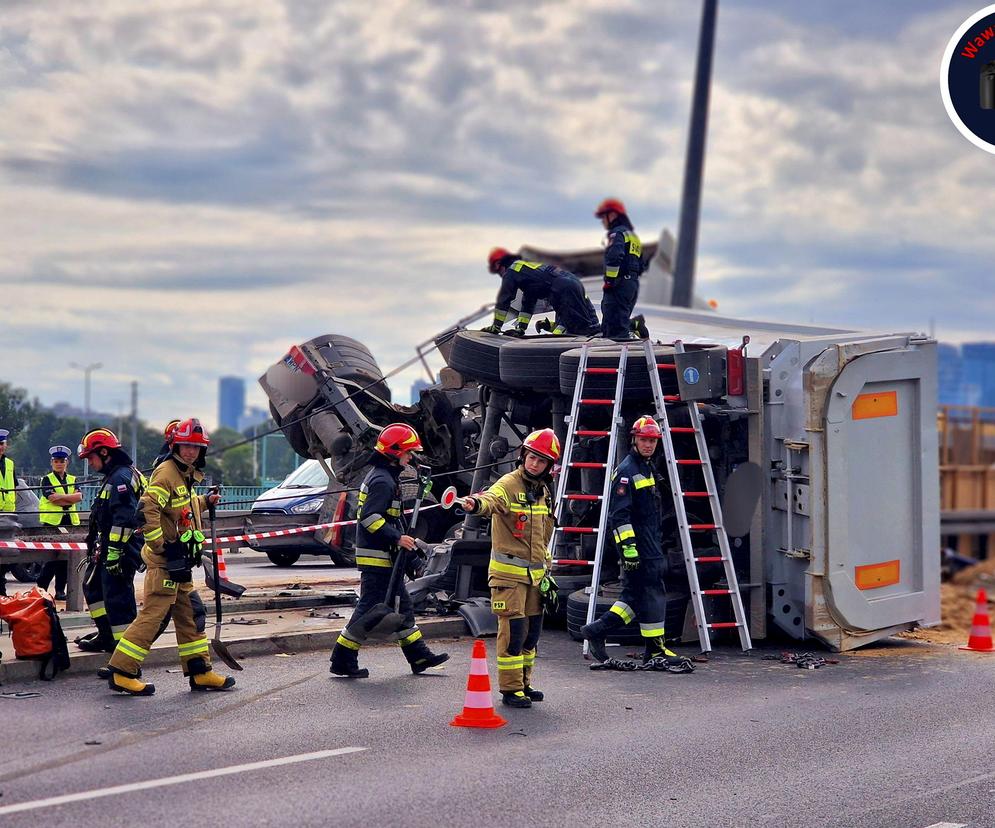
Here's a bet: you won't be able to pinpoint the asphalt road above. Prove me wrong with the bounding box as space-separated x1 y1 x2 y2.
0 633 992 828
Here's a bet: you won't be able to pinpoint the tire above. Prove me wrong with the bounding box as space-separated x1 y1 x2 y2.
301 334 390 402
11 563 43 583
265 551 301 567
447 330 506 386
558 344 680 399
566 585 689 644
499 336 615 393
328 547 356 567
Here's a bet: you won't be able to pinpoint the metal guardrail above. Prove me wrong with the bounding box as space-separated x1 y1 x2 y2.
78 485 267 511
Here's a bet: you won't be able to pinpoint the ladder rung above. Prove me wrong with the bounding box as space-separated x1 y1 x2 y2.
575 430 610 437
579 399 615 405
670 427 696 434
656 363 677 370
707 622 741 629
569 462 607 469
558 526 597 534
585 367 618 374
551 559 594 566
689 523 717 530
664 395 681 402
676 459 703 466
565 494 602 501
683 491 710 497
694 556 725 563
701 589 732 595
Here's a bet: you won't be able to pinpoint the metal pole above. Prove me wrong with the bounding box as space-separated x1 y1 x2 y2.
130 381 139 460
463 390 509 538
671 0 718 308
70 361 102 473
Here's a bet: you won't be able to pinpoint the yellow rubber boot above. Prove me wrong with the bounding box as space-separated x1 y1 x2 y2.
189 671 236 692
108 670 155 696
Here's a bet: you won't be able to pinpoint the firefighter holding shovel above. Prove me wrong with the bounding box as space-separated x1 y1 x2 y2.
329 423 449 678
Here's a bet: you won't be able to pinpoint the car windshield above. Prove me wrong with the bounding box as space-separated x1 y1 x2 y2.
280 461 330 489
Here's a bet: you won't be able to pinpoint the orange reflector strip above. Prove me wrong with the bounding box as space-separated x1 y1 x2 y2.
852 391 898 420
855 559 900 590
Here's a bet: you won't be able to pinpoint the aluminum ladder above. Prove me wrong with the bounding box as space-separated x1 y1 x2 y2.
548 344 629 657
644 338 752 653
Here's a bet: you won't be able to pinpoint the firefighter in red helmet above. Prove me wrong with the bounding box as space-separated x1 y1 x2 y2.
595 197 645 340
461 428 559 708
330 423 450 678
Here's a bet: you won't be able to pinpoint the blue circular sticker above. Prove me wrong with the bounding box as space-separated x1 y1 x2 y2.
683 366 700 385
941 4 995 153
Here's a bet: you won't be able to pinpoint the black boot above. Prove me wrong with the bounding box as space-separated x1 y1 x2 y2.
523 686 544 702
501 690 532 708
76 631 114 653
580 614 623 663
402 639 450 674
642 636 678 664
329 643 369 678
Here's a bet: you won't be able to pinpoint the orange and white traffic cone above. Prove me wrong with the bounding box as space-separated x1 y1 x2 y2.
450 639 507 729
960 588 995 652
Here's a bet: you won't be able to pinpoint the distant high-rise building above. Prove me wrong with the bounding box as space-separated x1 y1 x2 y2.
218 377 246 430
937 343 963 406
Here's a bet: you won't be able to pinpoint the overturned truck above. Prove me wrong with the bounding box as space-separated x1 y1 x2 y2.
260 298 939 652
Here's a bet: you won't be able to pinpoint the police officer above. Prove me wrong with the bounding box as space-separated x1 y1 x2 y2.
36 445 82 599
461 428 559 708
105 418 233 696
483 249 600 337
581 416 688 668
330 423 450 678
595 198 643 340
75 429 143 653
0 429 15 595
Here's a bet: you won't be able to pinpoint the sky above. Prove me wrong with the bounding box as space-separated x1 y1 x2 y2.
1 0 992 428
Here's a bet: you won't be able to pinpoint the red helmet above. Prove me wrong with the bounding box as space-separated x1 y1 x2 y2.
78 428 121 459
172 418 210 447
488 247 512 274
521 428 560 463
375 423 423 458
594 197 627 218
630 416 662 439
163 419 181 440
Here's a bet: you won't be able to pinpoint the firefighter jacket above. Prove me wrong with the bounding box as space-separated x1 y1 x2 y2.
473 467 554 586
354 455 406 572
139 456 207 569
493 260 577 329
603 217 643 285
91 459 146 562
608 449 664 560
0 456 15 512
39 471 80 526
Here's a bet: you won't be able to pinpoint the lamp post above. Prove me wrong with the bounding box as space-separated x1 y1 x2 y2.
70 361 102 472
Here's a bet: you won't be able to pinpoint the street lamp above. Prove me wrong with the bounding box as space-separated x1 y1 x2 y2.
70 361 102 472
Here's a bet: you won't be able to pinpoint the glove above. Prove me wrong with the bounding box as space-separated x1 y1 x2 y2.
535 319 553 334
105 547 124 577
180 528 206 568
621 544 640 572
538 573 559 614
481 323 501 334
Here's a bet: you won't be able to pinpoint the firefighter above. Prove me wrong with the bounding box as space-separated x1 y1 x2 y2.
330 423 450 679
581 416 690 669
595 198 644 340
36 445 82 599
461 428 559 708
483 249 600 337
105 417 233 696
0 429 15 595
74 429 143 653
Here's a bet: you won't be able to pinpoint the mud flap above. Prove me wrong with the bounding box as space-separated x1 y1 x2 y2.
458 597 498 637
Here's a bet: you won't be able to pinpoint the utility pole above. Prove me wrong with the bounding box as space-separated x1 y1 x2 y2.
671 0 718 308
130 382 139 460
70 361 102 473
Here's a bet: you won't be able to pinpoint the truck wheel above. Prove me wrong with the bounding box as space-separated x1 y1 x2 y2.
328 547 356 567
558 344 680 398
566 586 690 644
265 551 301 567
448 330 507 387
300 334 390 401
499 337 615 393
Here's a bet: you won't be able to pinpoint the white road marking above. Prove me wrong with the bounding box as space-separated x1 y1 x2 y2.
923 822 968 827
0 746 366 816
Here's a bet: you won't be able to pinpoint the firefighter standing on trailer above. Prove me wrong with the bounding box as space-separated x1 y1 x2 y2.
105 418 233 696
36 445 82 599
581 416 691 669
461 428 559 708
330 423 450 678
75 429 144 653
595 198 643 340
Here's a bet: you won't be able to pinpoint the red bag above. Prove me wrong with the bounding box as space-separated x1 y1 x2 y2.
0 586 71 679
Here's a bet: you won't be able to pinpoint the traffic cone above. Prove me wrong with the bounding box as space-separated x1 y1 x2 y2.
960 588 995 652
450 639 507 729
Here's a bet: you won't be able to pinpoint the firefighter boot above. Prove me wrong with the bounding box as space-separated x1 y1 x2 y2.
523 686 544 702
501 690 532 709
108 667 155 696
580 613 624 663
329 643 369 679
185 657 236 692
76 631 113 654
402 639 450 674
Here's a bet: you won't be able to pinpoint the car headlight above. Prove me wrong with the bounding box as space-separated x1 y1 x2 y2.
291 498 324 514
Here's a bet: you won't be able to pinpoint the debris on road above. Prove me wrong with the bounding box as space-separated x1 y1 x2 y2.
762 652 838 669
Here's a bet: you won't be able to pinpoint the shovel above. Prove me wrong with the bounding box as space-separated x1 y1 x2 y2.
207 500 243 671
352 465 433 638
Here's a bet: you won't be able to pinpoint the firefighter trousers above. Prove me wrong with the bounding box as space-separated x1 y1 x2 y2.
602 557 668 643
108 566 208 676
601 277 639 340
337 568 424 652
551 277 601 336
491 580 543 693
82 559 138 651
